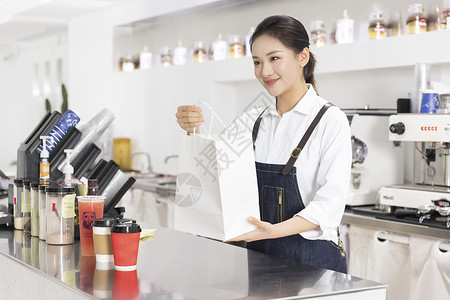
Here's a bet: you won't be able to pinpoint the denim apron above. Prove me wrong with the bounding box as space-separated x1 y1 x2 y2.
247 103 347 273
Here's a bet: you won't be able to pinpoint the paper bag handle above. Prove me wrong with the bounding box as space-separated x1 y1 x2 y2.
195 102 229 139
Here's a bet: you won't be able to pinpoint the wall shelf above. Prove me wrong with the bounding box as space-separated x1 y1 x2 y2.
116 30 450 83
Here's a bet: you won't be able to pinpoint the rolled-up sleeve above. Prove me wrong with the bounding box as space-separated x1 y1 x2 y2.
297 109 352 238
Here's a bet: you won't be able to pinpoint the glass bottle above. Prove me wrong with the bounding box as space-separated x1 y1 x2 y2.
427 6 442 31
39 184 47 240
173 41 188 66
245 27 255 57
121 54 135 72
310 20 327 47
23 179 32 233
406 3 427 34
160 47 173 67
14 179 24 230
228 35 244 58
31 181 40 237
194 41 207 63
211 34 228 61
442 0 450 30
139 46 152 70
368 11 387 40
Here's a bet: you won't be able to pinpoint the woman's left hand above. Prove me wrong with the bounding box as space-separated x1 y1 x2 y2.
226 217 274 242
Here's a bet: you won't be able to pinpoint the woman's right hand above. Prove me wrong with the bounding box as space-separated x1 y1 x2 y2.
175 105 204 134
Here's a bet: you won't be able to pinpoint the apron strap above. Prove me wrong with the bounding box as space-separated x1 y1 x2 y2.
252 106 269 149
282 102 334 175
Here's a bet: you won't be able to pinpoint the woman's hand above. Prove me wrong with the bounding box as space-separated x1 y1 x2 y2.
176 105 204 134
226 217 275 242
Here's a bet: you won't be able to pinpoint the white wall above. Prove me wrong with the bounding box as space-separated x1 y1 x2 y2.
1 0 449 177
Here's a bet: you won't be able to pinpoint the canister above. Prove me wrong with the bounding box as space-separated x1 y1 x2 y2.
30 181 39 237
46 186 76 245
13 179 24 230
92 218 117 263
23 179 32 233
39 185 47 240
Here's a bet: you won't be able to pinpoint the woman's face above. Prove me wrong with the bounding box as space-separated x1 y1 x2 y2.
252 34 307 99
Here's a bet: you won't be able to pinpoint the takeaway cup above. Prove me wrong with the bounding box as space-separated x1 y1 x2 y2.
77 196 105 256
92 217 117 263
110 220 141 271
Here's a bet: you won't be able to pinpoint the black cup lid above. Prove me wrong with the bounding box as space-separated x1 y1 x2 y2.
14 179 23 186
45 186 75 193
92 218 117 227
111 223 141 234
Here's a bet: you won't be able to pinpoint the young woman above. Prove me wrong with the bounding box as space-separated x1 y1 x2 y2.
175 15 351 273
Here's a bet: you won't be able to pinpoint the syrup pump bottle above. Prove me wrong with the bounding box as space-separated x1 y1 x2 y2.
39 136 53 186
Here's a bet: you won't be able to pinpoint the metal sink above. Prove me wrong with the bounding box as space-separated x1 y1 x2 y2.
132 174 176 197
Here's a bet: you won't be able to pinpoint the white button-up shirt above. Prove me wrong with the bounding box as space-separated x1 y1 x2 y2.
234 85 351 243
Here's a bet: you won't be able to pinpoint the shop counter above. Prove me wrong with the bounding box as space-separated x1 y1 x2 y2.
0 224 386 300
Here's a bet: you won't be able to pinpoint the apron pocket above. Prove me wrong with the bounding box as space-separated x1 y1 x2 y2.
261 185 284 223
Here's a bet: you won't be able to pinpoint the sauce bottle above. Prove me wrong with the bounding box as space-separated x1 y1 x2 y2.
406 3 427 34
310 20 327 47
229 35 244 58
368 11 387 39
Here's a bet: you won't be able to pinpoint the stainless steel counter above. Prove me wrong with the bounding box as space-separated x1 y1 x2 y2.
0 224 387 300
343 208 450 240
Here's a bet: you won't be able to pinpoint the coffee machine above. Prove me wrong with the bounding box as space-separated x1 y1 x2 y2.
379 114 450 209
344 110 404 206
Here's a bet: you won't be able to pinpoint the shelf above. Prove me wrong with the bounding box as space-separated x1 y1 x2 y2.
116 30 450 83
313 30 450 74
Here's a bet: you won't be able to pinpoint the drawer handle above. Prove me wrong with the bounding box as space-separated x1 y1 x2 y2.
376 231 410 245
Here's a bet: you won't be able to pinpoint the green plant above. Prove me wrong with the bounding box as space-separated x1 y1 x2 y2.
44 83 68 113
45 99 51 112
61 83 68 113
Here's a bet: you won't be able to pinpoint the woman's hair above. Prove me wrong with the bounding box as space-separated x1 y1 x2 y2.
250 15 317 91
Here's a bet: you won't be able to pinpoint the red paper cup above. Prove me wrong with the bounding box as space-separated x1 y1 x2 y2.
111 221 141 271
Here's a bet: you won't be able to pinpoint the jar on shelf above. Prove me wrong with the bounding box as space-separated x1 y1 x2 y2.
139 46 152 70
46 186 76 245
441 0 450 30
13 179 24 230
194 41 207 63
23 179 32 233
368 11 387 40
427 6 442 31
173 41 188 66
406 3 427 34
31 181 39 237
211 34 228 61
229 35 244 58
160 47 173 67
122 54 136 72
310 20 327 47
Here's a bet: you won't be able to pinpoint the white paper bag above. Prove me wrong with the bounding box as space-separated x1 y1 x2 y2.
174 105 260 241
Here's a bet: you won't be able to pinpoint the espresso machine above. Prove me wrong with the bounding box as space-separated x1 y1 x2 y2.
379 114 450 209
344 110 404 206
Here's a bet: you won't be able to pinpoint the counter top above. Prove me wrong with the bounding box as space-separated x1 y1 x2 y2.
343 207 450 240
0 224 387 300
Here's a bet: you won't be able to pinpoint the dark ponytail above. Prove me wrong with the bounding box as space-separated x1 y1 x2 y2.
250 15 317 91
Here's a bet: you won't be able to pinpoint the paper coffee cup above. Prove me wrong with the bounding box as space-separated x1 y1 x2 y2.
111 221 141 271
92 218 116 263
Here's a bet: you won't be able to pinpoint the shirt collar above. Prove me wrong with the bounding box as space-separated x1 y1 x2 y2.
267 84 317 116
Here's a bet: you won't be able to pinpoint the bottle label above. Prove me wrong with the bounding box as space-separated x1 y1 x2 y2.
62 194 76 219
40 163 50 179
